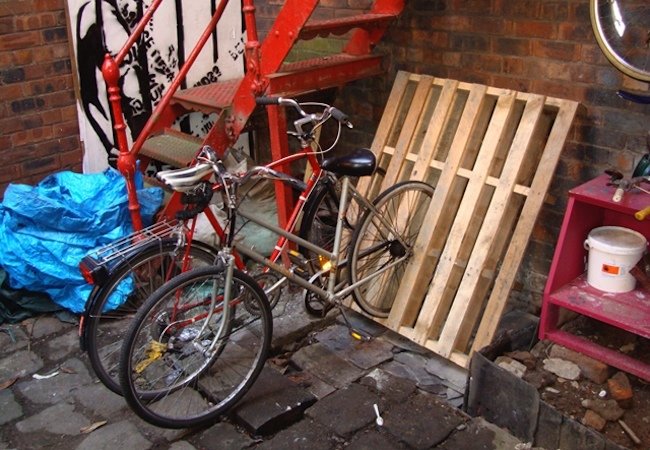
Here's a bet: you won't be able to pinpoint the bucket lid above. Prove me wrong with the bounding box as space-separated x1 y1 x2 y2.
587 226 647 254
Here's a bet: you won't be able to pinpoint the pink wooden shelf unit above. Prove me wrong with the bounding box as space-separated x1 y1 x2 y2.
539 174 650 381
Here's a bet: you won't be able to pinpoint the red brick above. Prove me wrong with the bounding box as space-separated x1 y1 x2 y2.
21 155 60 177
52 120 79 138
11 126 54 147
0 84 24 101
0 30 41 51
513 20 557 39
0 165 21 184
549 344 610 383
532 40 578 61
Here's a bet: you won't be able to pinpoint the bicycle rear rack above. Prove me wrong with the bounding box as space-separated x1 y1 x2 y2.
79 220 182 285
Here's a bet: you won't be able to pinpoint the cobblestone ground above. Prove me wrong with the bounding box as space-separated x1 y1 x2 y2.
0 290 531 449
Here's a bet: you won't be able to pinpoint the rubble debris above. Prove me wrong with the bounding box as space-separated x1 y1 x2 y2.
581 398 624 421
542 358 580 380
607 372 633 409
582 409 607 431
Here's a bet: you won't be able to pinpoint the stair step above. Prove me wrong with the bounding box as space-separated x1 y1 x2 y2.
300 13 397 40
141 129 203 168
171 78 241 115
269 53 384 96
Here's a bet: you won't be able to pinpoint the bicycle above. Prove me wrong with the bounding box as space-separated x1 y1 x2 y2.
78 97 374 395
590 0 650 83
117 96 435 428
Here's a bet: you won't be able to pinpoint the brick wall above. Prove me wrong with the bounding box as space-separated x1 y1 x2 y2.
257 0 649 312
0 0 81 195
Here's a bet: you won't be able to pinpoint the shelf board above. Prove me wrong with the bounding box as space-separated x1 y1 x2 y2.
548 274 650 339
545 329 650 381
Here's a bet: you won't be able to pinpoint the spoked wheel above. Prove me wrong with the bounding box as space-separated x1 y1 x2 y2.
590 0 650 82
348 181 434 318
84 240 217 395
119 266 272 429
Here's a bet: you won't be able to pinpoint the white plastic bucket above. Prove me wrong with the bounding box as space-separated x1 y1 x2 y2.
584 226 647 293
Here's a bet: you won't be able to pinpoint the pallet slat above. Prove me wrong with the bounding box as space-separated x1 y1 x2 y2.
366 71 578 367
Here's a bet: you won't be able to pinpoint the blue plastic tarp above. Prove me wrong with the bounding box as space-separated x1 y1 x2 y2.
0 168 163 313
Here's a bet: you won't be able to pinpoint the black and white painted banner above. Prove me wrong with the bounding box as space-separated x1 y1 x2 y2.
66 0 245 172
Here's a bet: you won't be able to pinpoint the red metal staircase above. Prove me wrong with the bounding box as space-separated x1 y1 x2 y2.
102 0 404 230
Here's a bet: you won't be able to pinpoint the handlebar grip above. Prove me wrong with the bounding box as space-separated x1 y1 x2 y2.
330 107 351 127
613 186 625 202
635 206 650 221
255 96 280 105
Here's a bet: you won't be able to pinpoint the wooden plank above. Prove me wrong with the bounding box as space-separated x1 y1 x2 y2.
434 94 546 358
357 70 411 199
471 99 579 354
410 91 518 345
379 75 435 191
386 83 489 330
410 79 459 182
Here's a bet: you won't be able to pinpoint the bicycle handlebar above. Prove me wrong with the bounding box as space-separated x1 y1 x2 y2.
256 95 353 128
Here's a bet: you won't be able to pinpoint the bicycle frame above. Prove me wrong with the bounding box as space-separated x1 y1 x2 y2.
224 176 412 306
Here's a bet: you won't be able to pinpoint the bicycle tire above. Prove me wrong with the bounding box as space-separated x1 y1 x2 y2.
590 0 650 82
119 265 272 429
348 180 434 318
85 240 218 395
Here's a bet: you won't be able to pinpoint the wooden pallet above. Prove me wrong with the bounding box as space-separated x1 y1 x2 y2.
358 71 579 368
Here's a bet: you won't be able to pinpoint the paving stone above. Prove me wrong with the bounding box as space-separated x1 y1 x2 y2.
16 402 90 435
0 325 28 355
73 382 127 416
436 418 527 450
345 428 407 449
169 442 198 450
286 370 336 400
383 391 465 450
305 383 379 437
379 331 429 355
423 353 468 392
315 325 394 370
0 389 23 425
381 356 444 390
335 310 389 338
534 401 562 449
359 368 417 404
192 422 253 450
46 329 80 361
23 317 68 339
232 367 317 435
291 343 365 389
255 418 336 450
16 358 92 405
559 416 606 450
75 420 152 450
0 350 43 381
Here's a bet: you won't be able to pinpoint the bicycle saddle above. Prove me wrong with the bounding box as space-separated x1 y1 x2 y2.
322 148 376 177
157 163 213 192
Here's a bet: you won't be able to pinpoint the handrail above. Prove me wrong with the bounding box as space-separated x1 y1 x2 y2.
101 0 236 231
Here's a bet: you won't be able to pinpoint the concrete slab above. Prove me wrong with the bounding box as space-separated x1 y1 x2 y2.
75 420 152 450
305 383 379 437
0 350 43 381
73 382 127 416
169 442 198 450
0 389 23 425
232 367 316 435
383 391 465 450
192 422 254 450
16 358 92 405
16 402 90 435
254 418 337 450
46 329 80 362
22 317 69 339
291 342 365 389
359 368 417 404
0 324 28 356
346 428 408 449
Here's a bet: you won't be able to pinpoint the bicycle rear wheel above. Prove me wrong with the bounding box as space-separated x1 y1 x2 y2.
348 181 434 318
119 265 272 429
590 0 650 82
84 240 217 395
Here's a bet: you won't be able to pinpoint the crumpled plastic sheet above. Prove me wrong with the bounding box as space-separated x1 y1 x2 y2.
0 168 163 313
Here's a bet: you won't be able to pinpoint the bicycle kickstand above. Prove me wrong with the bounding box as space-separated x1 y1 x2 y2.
337 306 373 342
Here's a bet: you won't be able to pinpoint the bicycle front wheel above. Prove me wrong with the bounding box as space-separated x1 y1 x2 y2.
119 265 272 429
84 240 217 395
348 181 434 318
590 0 650 82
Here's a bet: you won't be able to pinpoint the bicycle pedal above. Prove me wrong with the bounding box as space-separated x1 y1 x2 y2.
349 328 372 342
288 250 309 270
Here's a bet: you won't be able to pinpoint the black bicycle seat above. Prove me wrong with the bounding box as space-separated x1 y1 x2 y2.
321 148 376 177
618 89 650 104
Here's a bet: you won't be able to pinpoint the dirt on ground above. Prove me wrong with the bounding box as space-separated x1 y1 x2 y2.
503 317 650 449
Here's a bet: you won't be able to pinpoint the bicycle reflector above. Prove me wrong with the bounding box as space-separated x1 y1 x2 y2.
78 256 109 286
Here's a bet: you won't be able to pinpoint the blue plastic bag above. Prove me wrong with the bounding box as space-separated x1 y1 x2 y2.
0 168 163 313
